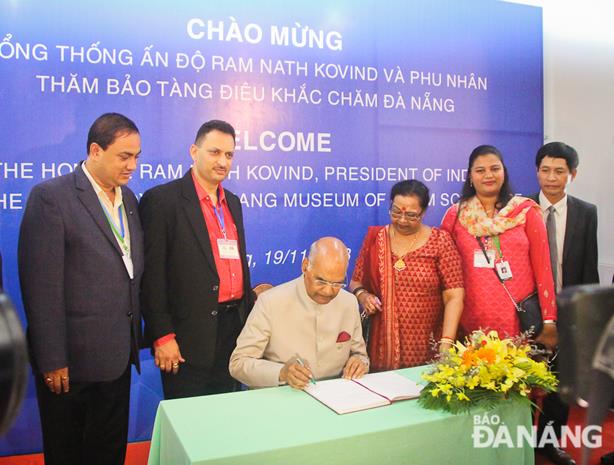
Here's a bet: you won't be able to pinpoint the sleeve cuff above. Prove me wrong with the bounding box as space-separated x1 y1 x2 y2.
154 333 176 347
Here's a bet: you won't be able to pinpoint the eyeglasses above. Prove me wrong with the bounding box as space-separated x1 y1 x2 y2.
389 206 422 221
314 278 346 289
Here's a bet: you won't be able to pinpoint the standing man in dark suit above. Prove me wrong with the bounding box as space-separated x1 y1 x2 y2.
140 119 253 399
18 113 143 465
531 141 599 465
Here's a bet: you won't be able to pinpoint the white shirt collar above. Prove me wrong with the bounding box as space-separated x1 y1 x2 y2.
82 161 123 208
539 190 567 213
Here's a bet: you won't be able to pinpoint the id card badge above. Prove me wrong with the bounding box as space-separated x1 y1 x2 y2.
474 249 495 268
217 238 240 259
495 260 513 281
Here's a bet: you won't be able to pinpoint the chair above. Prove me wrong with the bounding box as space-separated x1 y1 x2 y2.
252 283 274 301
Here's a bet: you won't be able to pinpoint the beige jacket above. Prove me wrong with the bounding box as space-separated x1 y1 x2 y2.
229 276 369 387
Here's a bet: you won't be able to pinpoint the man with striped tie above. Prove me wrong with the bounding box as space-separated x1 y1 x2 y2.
531 141 600 465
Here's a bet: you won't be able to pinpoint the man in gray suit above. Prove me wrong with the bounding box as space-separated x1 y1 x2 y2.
531 141 599 465
18 113 143 465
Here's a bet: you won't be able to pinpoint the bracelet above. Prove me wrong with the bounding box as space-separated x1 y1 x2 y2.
439 337 454 345
543 319 556 324
354 289 368 299
352 286 365 296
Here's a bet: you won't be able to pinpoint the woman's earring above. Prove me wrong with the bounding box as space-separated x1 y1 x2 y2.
469 179 473 187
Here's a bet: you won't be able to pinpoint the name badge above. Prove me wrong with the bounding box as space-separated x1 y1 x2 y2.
217 238 240 260
474 249 495 268
495 260 513 281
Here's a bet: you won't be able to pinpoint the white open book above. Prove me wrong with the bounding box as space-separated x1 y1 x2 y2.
304 371 423 415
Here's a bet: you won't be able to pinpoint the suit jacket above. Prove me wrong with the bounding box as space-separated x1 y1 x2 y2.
229 277 369 388
530 193 599 287
139 170 253 369
18 164 143 382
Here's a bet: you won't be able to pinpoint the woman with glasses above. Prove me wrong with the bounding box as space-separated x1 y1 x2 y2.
350 180 464 371
440 145 557 349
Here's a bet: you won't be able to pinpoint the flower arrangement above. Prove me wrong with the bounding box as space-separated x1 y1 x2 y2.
418 330 558 414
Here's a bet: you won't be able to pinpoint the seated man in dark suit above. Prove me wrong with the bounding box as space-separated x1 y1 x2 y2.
531 141 600 465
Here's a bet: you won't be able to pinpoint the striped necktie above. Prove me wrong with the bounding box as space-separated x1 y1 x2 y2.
546 205 558 289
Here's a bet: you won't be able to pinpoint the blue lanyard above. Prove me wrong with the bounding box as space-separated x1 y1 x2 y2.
99 201 129 254
100 202 125 238
212 191 226 237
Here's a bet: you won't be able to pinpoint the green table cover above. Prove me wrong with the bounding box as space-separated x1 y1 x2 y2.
147 366 534 465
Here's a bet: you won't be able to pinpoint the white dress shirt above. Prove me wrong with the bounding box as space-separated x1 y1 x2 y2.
82 162 133 278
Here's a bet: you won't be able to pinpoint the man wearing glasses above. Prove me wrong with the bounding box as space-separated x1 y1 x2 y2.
230 237 369 389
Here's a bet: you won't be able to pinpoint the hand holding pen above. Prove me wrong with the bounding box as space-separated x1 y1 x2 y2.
279 355 316 389
296 356 316 385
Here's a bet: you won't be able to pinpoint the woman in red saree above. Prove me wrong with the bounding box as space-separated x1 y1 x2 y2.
350 180 464 371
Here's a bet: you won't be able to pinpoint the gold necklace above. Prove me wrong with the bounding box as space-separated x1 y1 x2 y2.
393 258 408 272
391 227 419 272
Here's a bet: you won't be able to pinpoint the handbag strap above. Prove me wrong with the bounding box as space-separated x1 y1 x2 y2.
499 278 523 313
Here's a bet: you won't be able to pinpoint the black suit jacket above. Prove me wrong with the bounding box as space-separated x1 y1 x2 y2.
530 193 599 287
139 170 253 369
18 164 144 382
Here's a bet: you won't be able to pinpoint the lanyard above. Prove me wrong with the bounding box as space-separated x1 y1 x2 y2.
476 236 506 284
212 202 226 238
476 237 490 264
492 236 503 259
100 201 129 254
476 235 504 263
211 186 227 237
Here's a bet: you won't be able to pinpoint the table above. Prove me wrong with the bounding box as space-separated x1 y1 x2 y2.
147 366 534 465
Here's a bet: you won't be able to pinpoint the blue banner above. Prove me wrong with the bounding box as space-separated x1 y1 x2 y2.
0 0 542 455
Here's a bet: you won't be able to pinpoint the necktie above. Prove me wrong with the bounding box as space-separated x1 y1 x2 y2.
546 206 558 289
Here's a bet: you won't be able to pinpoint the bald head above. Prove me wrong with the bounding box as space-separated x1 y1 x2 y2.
307 237 349 270
302 237 349 305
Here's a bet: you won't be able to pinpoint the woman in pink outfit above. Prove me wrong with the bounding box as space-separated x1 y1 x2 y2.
440 145 558 350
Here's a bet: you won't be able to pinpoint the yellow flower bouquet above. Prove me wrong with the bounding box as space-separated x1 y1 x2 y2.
418 330 558 414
